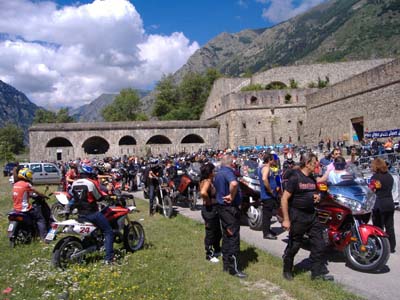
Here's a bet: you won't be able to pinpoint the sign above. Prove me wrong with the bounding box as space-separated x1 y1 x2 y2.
365 129 400 139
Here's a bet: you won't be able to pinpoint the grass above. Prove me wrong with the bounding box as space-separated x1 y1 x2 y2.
0 174 361 300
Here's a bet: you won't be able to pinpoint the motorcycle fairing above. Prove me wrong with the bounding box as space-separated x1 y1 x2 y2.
357 224 388 245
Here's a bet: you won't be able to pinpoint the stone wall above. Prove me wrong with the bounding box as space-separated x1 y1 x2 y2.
251 59 393 88
305 58 400 144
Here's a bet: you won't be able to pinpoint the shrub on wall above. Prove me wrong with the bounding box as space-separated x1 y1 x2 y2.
240 83 264 91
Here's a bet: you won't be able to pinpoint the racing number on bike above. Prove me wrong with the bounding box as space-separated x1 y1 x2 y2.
79 227 91 234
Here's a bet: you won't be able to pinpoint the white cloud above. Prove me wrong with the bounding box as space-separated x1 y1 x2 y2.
237 0 248 8
261 0 326 23
0 0 199 108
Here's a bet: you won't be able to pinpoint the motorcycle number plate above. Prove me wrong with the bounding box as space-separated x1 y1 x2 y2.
7 223 13 232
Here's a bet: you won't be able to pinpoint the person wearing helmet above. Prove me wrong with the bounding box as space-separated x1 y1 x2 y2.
12 168 48 240
71 164 114 264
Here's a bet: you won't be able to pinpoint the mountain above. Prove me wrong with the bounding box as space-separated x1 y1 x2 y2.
173 0 400 78
71 90 150 122
71 93 117 122
0 80 39 134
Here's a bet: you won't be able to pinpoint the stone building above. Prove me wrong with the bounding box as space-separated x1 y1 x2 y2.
29 121 219 162
29 58 400 161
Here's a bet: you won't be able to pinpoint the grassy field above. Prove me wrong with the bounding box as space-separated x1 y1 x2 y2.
0 173 361 300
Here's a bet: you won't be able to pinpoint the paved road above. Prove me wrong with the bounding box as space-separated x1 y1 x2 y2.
134 191 399 300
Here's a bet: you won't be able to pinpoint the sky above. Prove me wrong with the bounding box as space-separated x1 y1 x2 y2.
0 0 327 109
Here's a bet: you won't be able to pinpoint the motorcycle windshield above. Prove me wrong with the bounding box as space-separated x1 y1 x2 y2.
241 160 259 179
328 165 376 214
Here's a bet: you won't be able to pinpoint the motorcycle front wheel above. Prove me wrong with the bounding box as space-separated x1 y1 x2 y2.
344 235 390 272
162 195 173 218
188 187 198 211
247 206 263 231
51 202 68 222
124 221 145 252
52 237 84 269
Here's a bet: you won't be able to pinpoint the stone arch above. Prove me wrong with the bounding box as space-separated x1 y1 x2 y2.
181 134 205 144
146 135 172 144
119 135 137 145
265 81 287 90
46 137 73 147
82 136 110 154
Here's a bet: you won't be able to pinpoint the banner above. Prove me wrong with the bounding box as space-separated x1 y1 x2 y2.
365 129 400 139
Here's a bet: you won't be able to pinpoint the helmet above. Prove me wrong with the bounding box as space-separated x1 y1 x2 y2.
18 168 33 181
287 153 293 160
80 164 94 175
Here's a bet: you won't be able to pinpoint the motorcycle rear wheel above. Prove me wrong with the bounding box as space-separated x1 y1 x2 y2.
162 196 173 218
344 235 390 272
52 238 84 269
124 221 145 252
51 202 68 222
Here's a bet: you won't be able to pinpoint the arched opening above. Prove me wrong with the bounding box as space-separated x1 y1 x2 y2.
265 81 287 90
82 136 110 154
46 137 73 147
181 134 205 144
119 136 137 145
146 135 172 144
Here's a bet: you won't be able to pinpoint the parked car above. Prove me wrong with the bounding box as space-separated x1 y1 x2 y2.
3 162 17 177
14 162 62 185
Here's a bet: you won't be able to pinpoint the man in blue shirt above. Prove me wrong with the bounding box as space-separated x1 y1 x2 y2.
214 154 247 278
258 153 279 240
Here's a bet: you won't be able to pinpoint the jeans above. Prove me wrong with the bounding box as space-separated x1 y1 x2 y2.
28 205 47 239
82 211 114 261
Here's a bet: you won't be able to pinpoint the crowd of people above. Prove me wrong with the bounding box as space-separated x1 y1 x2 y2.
9 139 398 279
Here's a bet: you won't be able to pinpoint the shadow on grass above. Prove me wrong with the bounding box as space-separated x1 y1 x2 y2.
238 246 259 270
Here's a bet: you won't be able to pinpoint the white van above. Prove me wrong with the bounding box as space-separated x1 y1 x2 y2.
19 162 62 185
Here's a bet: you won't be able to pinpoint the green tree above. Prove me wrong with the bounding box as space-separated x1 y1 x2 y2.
33 108 75 123
102 88 148 121
152 69 220 120
153 74 179 117
0 124 25 155
33 109 57 124
56 108 75 123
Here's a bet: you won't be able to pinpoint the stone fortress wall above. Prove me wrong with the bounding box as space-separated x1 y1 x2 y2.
201 58 395 149
305 58 400 144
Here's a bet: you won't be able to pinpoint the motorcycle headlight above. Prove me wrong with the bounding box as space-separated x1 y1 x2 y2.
334 194 375 215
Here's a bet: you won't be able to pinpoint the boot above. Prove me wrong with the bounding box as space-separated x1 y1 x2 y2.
224 255 247 278
283 254 294 281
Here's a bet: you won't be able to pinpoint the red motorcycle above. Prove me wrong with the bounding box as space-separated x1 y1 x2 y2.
291 167 391 272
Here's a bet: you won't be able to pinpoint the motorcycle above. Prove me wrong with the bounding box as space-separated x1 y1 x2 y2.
153 177 174 218
7 192 52 247
46 194 145 269
238 159 263 230
169 162 201 210
314 166 390 272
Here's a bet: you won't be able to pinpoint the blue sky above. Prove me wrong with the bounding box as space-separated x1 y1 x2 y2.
0 0 327 108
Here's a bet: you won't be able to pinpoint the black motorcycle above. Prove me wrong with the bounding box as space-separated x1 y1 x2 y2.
7 193 52 247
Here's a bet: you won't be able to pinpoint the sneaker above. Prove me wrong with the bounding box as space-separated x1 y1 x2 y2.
209 256 219 263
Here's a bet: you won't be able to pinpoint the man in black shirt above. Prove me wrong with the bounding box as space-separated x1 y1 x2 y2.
281 152 333 281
